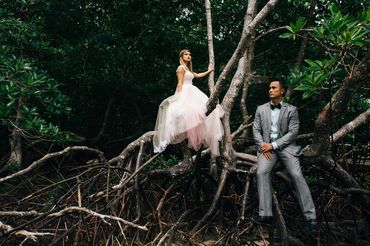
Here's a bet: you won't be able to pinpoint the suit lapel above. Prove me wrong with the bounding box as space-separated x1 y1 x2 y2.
265 103 271 134
277 102 287 135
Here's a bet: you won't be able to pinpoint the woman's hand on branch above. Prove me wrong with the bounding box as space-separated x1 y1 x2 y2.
208 65 214 73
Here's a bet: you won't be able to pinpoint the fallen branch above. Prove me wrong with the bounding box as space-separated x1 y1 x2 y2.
0 220 53 241
0 146 105 184
330 186 370 196
0 207 148 231
234 151 257 163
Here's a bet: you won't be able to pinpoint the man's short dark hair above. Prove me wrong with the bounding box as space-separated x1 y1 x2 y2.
269 78 287 95
269 78 287 89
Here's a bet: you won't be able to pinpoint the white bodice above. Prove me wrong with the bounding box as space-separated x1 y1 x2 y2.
178 65 194 85
183 70 194 85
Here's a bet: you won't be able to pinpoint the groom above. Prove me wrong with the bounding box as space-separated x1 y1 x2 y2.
252 79 318 232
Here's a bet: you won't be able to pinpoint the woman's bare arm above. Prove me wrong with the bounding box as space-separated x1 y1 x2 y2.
193 65 213 79
176 66 185 92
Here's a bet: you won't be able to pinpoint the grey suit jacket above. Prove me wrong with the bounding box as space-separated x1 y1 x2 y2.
253 102 302 156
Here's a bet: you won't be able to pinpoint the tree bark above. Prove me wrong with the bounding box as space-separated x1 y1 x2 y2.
205 0 215 93
3 97 24 173
333 108 370 142
240 4 256 125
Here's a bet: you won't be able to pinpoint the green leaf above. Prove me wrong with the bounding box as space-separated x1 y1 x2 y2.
279 33 293 39
285 25 294 33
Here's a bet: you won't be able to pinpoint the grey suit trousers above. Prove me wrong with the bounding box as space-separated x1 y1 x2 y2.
257 149 316 220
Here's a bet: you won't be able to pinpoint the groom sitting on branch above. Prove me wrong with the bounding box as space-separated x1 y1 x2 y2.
252 78 318 233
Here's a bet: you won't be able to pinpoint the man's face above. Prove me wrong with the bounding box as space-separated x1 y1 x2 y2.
269 81 285 99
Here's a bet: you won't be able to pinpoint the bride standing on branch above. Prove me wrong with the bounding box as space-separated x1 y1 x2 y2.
153 49 224 156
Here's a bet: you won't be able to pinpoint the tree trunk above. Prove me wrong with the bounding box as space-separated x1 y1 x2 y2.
205 0 215 93
3 97 24 172
206 0 280 115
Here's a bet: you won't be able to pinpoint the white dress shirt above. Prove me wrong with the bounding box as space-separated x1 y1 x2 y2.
270 102 281 150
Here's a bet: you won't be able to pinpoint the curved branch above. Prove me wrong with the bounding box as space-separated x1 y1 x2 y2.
0 146 105 184
255 26 286 42
108 131 154 166
0 220 53 241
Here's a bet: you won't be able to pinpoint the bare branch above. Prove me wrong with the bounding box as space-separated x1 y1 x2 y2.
0 207 147 231
108 131 154 166
0 220 53 241
333 108 370 142
231 121 253 139
331 187 370 196
0 146 105 184
234 151 257 163
207 0 280 114
255 26 286 42
205 0 215 92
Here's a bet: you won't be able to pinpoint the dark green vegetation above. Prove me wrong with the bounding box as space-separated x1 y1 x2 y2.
0 0 369 245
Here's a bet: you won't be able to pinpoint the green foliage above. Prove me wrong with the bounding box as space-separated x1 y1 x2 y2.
286 5 368 100
313 5 370 48
0 49 72 141
279 17 306 40
289 57 341 99
305 175 319 185
0 3 75 142
149 154 181 169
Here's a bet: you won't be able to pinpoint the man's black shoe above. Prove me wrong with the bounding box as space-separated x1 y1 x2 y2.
251 215 273 225
307 219 319 233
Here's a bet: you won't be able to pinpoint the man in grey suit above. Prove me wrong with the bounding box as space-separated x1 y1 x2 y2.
252 79 318 232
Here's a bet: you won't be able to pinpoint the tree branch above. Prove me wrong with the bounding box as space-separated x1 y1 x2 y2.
0 146 105 184
0 207 147 231
205 0 215 92
206 0 280 114
0 220 53 242
333 108 370 142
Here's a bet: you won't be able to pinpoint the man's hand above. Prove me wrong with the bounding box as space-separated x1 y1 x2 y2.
260 143 273 153
260 143 273 160
262 151 273 160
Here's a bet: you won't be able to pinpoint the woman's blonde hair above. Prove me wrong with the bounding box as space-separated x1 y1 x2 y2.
179 49 193 72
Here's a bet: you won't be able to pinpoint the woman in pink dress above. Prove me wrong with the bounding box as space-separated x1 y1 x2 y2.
153 49 224 156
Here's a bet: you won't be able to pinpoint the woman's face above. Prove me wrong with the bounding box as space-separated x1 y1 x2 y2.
182 51 192 62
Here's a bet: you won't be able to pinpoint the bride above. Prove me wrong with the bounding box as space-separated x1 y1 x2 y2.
153 49 224 156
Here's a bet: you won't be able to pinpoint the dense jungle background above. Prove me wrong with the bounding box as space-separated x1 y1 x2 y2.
0 0 369 245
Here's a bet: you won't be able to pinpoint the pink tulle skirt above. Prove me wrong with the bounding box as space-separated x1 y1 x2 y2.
153 84 224 156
